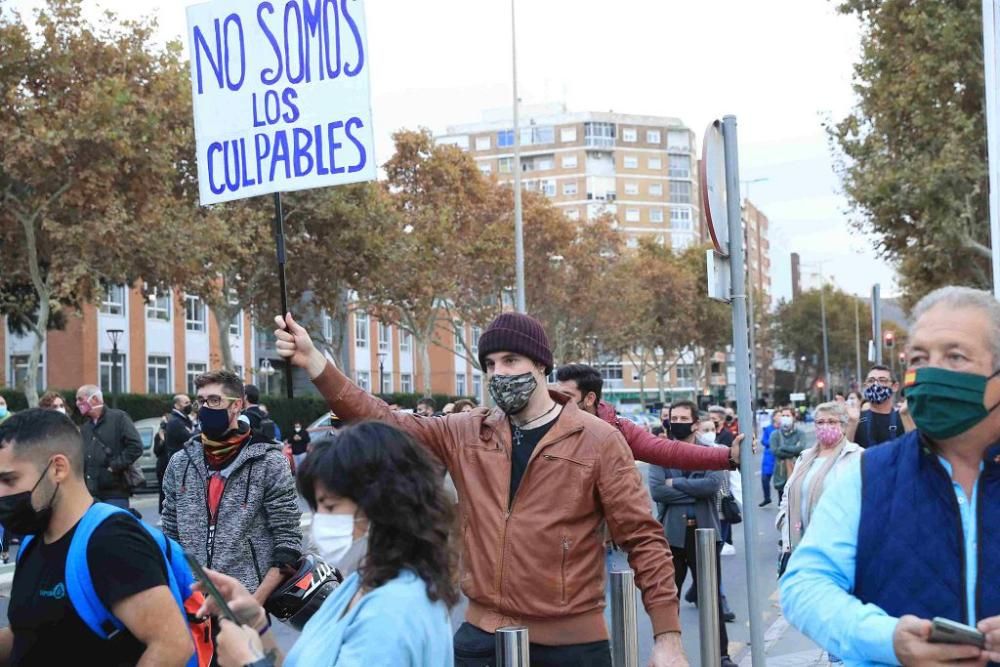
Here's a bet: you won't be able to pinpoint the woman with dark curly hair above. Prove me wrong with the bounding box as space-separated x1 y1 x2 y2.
204 421 460 667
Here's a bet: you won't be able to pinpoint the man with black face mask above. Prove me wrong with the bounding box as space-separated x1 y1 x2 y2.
161 370 301 605
156 394 193 514
276 311 691 667
781 286 1000 665
845 364 913 448
0 409 194 665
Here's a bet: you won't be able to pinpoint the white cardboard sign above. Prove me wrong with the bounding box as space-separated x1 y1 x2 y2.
186 0 376 205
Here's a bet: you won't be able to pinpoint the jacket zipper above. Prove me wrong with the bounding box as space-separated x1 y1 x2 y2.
248 540 264 585
560 537 571 604
931 457 968 620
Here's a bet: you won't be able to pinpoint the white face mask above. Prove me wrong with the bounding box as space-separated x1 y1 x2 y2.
696 432 716 446
55 407 67 415
311 513 357 565
780 416 794 428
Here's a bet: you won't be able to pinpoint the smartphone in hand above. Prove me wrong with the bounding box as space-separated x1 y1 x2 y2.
929 617 985 649
184 552 239 623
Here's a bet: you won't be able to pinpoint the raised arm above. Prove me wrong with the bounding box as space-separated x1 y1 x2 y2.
619 417 738 471
274 313 457 467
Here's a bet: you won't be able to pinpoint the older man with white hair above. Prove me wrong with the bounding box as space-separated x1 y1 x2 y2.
76 384 143 509
780 286 1000 665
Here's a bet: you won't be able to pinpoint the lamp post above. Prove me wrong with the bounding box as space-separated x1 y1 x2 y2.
510 0 526 313
377 352 386 396
107 329 123 408
258 359 275 396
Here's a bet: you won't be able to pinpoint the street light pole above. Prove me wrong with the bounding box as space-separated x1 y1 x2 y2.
378 353 386 396
819 281 831 401
854 298 863 391
510 0 526 313
107 329 123 409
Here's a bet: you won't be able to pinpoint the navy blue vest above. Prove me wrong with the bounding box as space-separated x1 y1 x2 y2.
857 430 1000 626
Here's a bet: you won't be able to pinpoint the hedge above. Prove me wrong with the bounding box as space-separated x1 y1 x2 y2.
0 388 477 436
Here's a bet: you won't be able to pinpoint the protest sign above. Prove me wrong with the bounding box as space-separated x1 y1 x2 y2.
186 0 376 205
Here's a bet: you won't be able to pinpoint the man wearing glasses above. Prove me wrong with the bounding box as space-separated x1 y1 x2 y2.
161 370 301 604
845 365 913 448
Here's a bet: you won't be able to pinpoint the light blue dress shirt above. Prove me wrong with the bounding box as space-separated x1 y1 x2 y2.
285 570 454 667
780 455 983 667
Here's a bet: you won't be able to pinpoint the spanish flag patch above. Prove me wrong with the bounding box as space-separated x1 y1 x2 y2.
904 368 917 387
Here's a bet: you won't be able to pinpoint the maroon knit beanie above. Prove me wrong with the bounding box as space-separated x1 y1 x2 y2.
477 313 554 375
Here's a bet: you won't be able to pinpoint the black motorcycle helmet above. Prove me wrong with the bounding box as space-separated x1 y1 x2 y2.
264 555 342 631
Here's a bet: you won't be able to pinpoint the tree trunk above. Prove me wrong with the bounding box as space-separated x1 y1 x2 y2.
20 212 50 408
210 302 236 371
417 336 433 398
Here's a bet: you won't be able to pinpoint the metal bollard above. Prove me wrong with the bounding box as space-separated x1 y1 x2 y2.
609 569 639 667
495 626 530 667
695 528 722 667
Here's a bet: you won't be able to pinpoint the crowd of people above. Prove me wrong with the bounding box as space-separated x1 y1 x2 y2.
0 285 997 665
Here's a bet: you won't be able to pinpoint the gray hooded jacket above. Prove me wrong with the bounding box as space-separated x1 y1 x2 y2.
161 435 302 592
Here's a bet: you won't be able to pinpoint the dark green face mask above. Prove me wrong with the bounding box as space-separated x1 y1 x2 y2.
904 366 1000 440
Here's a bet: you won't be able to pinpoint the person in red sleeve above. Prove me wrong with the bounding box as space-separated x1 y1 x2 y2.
555 364 742 472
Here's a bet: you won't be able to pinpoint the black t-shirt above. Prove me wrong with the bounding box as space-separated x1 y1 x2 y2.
854 409 901 448
509 416 559 505
715 429 735 446
8 513 169 666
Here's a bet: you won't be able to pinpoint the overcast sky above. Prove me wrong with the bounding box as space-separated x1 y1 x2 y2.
15 0 901 302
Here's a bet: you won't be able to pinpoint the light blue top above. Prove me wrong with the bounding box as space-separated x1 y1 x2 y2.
285 570 454 667
780 455 983 667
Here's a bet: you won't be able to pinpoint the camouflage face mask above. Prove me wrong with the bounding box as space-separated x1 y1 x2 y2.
489 372 538 415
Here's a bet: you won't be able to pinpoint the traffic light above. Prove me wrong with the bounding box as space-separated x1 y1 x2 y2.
884 331 895 348
816 379 826 390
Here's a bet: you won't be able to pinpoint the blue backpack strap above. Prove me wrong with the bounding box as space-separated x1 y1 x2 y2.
16 534 35 563
66 502 131 638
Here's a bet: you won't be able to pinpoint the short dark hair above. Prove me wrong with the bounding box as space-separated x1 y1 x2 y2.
452 399 477 412
195 370 244 399
417 398 436 411
297 422 459 608
555 364 604 402
867 364 895 382
0 408 84 474
244 384 260 404
668 400 699 421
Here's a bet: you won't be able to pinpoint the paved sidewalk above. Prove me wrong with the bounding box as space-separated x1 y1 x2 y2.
734 605 833 667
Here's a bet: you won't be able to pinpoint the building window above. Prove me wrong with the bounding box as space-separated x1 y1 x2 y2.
672 232 695 250
649 182 664 196
101 285 126 316
378 322 391 352
456 373 467 396
146 289 171 321
322 313 335 341
357 371 370 391
622 128 637 143
229 311 242 338
186 363 207 395
401 373 413 393
676 364 695 385
599 363 623 381
522 126 554 145
586 176 617 201
563 182 578 196
478 163 492 175
670 181 692 204
624 182 639 196
647 129 662 144
541 180 556 197
99 352 127 393
498 157 513 173
623 155 638 169
355 311 369 348
475 136 491 151
565 208 580 221
626 208 641 222
529 157 554 171
650 208 664 223
670 207 693 230
584 122 614 148
147 355 171 394
400 330 412 353
185 295 206 332
669 154 691 178
473 374 482 400
560 127 577 142
561 154 578 169
8 354 44 392
648 157 663 170
497 129 514 147
667 130 691 151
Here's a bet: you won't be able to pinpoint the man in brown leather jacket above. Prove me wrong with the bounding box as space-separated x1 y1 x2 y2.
275 311 688 666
